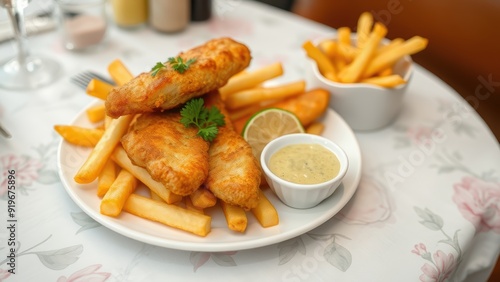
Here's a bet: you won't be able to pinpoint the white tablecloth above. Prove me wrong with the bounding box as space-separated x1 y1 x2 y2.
1 1 499 281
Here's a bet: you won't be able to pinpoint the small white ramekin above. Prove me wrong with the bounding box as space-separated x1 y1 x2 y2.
260 133 349 209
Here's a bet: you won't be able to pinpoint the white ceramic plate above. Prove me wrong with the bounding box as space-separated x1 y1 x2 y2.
57 101 362 252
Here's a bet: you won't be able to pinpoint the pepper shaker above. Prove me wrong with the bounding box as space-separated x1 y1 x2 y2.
191 0 212 21
149 0 190 33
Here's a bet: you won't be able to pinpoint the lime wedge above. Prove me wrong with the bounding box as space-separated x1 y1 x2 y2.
242 108 305 164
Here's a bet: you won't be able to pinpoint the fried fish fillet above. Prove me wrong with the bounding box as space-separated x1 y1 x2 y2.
203 93 261 210
105 37 251 118
121 112 209 196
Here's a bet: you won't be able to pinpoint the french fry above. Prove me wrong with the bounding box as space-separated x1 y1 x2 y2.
375 37 404 56
97 159 117 197
305 122 325 135
104 115 113 129
220 201 247 233
151 190 187 206
338 22 387 83
86 103 106 123
323 71 338 82
251 190 279 227
233 69 248 77
225 80 306 109
74 114 135 184
336 42 358 64
184 197 204 214
334 58 347 72
111 146 183 204
363 36 428 78
318 39 337 60
189 188 217 209
86 78 114 100
219 62 284 100
107 59 134 86
377 67 393 77
319 40 347 71
356 12 373 48
337 27 351 46
54 125 103 147
303 41 338 81
123 194 211 237
361 74 406 88
228 99 278 121
228 104 263 121
233 88 330 134
100 169 137 217
271 88 329 127
150 190 164 202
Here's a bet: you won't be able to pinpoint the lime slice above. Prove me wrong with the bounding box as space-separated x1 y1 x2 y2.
242 108 305 163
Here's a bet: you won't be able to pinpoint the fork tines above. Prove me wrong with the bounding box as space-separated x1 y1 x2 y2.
71 71 115 90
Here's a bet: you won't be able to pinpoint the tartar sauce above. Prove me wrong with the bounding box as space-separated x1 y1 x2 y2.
268 143 340 184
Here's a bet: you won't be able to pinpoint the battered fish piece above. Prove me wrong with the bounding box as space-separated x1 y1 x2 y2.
121 112 209 196
204 93 261 210
106 37 251 118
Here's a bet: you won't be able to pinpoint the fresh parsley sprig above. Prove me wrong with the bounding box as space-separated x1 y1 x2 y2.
169 57 196 73
151 56 196 76
180 98 225 142
151 62 166 76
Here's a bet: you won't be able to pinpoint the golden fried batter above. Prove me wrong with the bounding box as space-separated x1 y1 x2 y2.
121 112 209 196
105 37 251 118
204 93 261 210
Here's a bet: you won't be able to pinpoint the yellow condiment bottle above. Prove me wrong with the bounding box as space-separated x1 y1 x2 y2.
111 0 148 28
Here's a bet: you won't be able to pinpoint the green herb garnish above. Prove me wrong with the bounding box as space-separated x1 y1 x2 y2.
151 57 196 76
151 62 166 76
169 57 196 73
180 98 225 142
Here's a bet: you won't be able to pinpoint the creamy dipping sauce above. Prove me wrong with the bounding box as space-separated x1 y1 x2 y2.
268 143 340 184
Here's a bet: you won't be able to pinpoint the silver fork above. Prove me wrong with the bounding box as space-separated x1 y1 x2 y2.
0 122 11 138
71 71 115 89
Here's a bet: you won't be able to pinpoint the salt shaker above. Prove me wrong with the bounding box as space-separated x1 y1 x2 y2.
149 0 190 33
57 0 108 51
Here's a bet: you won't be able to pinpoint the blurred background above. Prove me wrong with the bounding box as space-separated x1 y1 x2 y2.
1 0 498 141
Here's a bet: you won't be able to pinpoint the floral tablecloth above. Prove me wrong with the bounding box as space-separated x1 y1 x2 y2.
1 1 499 281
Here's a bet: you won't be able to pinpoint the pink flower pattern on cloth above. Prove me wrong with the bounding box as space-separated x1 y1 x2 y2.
0 154 42 196
336 177 393 225
57 264 110 282
419 250 456 282
407 126 435 146
453 177 500 234
0 269 11 281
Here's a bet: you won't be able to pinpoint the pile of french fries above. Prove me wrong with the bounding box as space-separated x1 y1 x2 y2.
219 62 330 135
303 12 428 88
55 53 333 236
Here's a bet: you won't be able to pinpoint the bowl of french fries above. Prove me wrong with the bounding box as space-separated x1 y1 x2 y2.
303 12 428 131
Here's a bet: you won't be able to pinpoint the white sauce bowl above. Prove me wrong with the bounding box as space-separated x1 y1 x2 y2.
260 133 349 209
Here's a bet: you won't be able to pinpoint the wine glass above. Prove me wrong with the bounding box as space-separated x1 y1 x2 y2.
0 0 60 90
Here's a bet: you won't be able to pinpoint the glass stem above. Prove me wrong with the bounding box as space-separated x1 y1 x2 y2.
6 2 29 68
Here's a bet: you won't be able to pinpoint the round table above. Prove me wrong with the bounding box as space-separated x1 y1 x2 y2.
0 1 499 281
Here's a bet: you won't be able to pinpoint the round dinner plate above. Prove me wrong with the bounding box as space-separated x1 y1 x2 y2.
57 101 362 252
